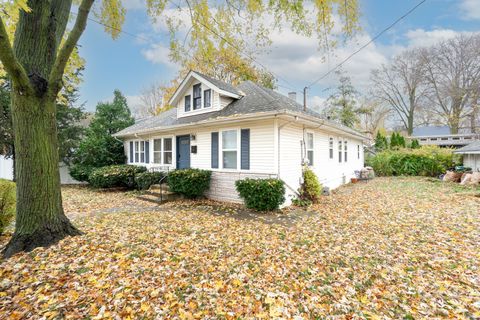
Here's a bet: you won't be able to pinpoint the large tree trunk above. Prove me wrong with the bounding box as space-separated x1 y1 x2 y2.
2 92 80 258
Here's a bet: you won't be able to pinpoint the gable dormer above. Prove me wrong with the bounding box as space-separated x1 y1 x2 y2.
169 71 243 119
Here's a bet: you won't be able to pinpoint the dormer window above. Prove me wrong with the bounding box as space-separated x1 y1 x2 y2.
185 95 191 112
193 84 202 110
204 89 211 108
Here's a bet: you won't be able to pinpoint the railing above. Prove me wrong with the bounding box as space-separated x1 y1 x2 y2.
412 133 479 146
149 166 170 202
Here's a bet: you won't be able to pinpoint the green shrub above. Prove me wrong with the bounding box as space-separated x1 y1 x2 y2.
0 179 15 235
369 146 460 177
167 169 211 198
410 139 420 149
69 164 95 182
295 166 322 205
235 178 285 211
89 165 147 189
135 171 166 190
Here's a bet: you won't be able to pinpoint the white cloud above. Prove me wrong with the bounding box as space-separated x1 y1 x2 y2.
460 0 480 20
404 28 467 48
141 43 178 69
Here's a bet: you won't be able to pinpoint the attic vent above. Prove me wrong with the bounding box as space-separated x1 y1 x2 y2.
288 92 297 102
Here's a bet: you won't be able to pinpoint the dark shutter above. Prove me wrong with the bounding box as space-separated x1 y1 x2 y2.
241 129 250 170
211 132 219 168
145 141 150 163
129 141 133 163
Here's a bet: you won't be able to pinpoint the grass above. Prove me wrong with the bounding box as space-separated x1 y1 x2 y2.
0 177 479 319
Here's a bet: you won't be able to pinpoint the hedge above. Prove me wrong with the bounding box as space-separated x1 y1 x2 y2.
0 179 15 235
235 178 285 211
167 169 211 198
88 165 147 189
368 146 460 177
69 164 95 182
135 171 166 190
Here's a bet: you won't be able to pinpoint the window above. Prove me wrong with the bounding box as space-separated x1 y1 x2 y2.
184 95 191 112
222 130 237 169
344 140 348 162
329 137 334 159
357 145 360 159
153 139 162 163
163 138 173 164
134 141 139 162
204 89 211 108
306 132 314 166
338 140 342 163
193 84 202 110
134 141 145 163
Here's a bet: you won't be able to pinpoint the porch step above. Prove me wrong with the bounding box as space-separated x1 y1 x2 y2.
149 183 170 193
136 191 182 204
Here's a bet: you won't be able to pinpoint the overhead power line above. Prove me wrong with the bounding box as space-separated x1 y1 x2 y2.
306 0 427 89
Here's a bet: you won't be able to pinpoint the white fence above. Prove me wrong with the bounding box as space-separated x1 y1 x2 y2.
0 156 82 184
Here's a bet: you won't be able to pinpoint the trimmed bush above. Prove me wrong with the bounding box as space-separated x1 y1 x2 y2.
167 169 211 198
135 171 166 190
69 164 95 182
89 165 147 189
368 146 460 177
235 178 285 211
0 179 15 235
295 166 322 206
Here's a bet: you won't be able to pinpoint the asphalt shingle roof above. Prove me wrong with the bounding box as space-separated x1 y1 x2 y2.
193 71 243 96
454 140 480 153
115 80 363 138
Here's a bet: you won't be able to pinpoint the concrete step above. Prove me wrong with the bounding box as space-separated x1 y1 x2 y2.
149 183 170 192
136 192 183 204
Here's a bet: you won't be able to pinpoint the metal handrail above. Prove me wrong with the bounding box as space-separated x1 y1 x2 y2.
158 167 169 203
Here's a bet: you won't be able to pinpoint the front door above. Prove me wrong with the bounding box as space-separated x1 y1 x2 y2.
176 135 191 169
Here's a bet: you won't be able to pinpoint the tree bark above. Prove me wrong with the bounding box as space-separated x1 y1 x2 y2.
0 0 94 258
2 92 81 258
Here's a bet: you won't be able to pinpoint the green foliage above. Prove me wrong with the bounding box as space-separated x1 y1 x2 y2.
390 132 406 149
410 139 420 149
72 90 134 170
374 131 389 151
88 165 146 189
323 71 360 128
135 171 166 191
296 166 322 205
0 179 15 235
69 164 94 183
368 146 460 177
167 169 212 198
235 178 285 211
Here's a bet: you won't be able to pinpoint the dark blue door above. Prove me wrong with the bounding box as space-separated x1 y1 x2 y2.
176 135 191 169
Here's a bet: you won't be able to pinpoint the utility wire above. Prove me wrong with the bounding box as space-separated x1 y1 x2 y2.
306 0 427 89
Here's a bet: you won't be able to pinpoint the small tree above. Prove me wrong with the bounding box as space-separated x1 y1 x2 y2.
410 139 420 149
374 131 388 151
72 90 134 174
390 132 406 149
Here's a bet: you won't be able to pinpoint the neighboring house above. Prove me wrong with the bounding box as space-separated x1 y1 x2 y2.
454 141 480 172
114 71 367 205
411 125 478 148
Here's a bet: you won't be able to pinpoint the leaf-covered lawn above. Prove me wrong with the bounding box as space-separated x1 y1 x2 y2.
1 178 479 319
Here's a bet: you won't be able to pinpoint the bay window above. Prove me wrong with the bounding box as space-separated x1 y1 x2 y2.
222 130 237 169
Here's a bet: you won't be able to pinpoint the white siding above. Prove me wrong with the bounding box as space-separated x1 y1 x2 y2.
0 155 13 180
278 123 303 204
463 154 480 171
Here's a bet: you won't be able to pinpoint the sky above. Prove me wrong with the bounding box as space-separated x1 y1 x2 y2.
76 0 480 113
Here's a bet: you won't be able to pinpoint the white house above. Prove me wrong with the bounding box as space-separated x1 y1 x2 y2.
114 71 367 205
454 141 480 172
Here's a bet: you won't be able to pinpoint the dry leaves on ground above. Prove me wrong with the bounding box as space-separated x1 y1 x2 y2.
0 177 479 319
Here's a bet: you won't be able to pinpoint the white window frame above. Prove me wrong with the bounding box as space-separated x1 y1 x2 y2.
151 136 174 166
338 139 343 163
131 140 146 164
204 89 212 108
306 131 314 167
220 129 239 170
329 137 334 160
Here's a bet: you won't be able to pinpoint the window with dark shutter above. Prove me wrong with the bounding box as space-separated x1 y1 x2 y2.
193 84 202 109
211 132 219 168
129 141 133 163
204 89 211 108
241 129 250 170
145 141 150 163
185 95 191 112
